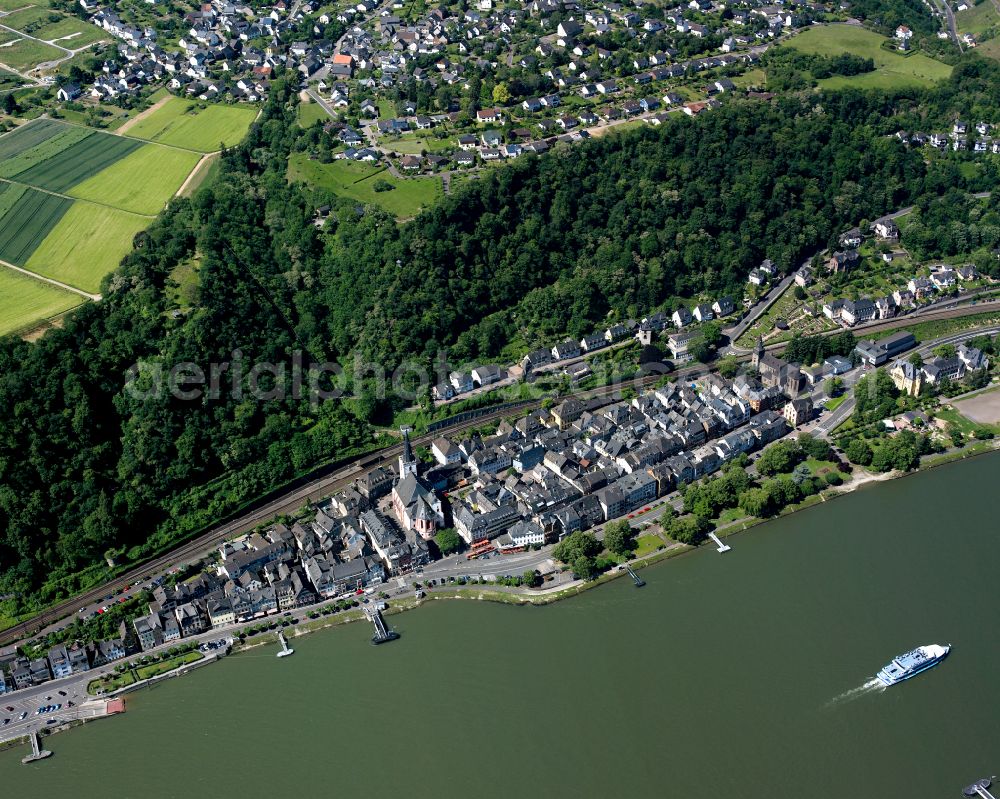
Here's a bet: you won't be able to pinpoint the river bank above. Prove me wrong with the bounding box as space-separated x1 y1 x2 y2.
4 440 998 761
5 451 1000 798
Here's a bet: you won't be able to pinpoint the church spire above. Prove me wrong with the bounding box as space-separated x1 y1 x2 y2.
399 427 417 478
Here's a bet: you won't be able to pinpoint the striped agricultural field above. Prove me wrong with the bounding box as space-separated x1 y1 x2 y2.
0 119 66 161
0 183 72 266
0 125 93 179
12 132 143 194
0 180 27 218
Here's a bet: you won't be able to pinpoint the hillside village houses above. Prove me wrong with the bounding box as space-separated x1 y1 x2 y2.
435 296 735 402
69 0 811 171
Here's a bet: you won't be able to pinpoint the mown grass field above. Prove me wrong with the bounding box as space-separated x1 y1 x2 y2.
123 97 258 152
288 153 443 219
298 99 328 127
0 31 63 71
24 202 148 292
69 143 200 214
0 182 71 264
786 25 953 89
14 130 142 192
0 266 81 336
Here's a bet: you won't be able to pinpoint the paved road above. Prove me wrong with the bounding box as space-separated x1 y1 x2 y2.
724 273 794 347
6 301 1000 651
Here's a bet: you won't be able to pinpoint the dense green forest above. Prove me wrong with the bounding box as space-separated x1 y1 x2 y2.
2 59 1000 613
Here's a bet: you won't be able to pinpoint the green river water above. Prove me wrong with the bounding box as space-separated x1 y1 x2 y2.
3 453 999 798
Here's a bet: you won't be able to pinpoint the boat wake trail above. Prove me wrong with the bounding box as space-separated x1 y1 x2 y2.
825 679 884 707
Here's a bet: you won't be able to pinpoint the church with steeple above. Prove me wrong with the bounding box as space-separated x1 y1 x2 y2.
392 429 445 540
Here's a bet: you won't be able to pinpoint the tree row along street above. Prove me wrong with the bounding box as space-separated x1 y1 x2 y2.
2 297 998 650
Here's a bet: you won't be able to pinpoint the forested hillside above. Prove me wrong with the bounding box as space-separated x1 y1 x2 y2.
1 61 999 612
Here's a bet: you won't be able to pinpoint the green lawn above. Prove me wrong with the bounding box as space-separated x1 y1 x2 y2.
24 201 148 292
633 533 665 558
825 394 849 411
135 649 203 680
0 266 82 335
123 97 258 152
0 32 64 71
68 143 199 214
288 153 443 219
298 99 328 128
786 25 953 89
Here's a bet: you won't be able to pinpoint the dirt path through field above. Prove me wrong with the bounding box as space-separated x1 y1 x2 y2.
0 258 100 301
117 95 171 135
175 152 216 197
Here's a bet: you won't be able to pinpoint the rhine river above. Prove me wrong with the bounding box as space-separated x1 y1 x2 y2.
3 453 1000 797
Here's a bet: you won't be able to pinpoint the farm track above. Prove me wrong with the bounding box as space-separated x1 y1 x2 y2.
0 257 100 300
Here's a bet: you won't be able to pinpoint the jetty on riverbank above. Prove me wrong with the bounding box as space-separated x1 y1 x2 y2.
21 732 51 764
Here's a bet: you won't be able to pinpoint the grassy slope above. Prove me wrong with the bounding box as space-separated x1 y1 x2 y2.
956 0 999 36
68 143 200 214
0 266 81 335
123 97 258 152
786 25 953 89
24 202 148 292
288 153 443 219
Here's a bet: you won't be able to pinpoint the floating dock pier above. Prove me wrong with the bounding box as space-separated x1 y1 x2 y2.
368 608 400 645
964 779 998 798
21 731 52 764
624 564 645 587
276 631 295 658
708 532 731 553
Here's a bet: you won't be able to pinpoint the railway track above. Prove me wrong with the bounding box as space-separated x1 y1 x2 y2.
5 301 998 647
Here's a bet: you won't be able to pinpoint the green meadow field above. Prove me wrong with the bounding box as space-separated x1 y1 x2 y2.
0 102 256 331
0 267 81 336
287 154 443 220
124 97 258 152
785 25 953 89
0 6 105 46
69 144 201 214
0 31 63 71
24 203 148 293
